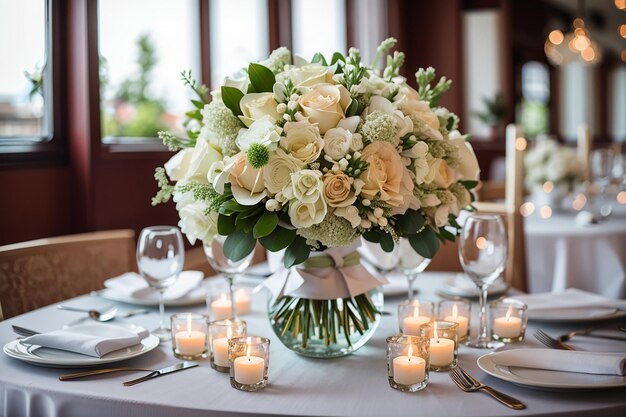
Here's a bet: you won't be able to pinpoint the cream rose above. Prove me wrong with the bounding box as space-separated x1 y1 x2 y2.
289 198 327 228
401 141 429 184
405 99 443 141
433 205 450 228
279 64 335 87
449 135 480 181
263 149 304 194
281 121 324 163
323 172 356 208
323 127 352 160
236 117 282 151
184 138 224 183
229 152 267 205
238 93 281 127
334 205 361 228
178 201 218 245
287 170 324 203
359 141 419 215
299 84 351 134
428 158 456 189
164 148 194 182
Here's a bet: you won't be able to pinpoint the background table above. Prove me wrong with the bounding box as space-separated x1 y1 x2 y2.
1 272 625 417
524 204 626 298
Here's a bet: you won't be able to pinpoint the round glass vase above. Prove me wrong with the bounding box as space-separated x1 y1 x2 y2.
267 286 384 358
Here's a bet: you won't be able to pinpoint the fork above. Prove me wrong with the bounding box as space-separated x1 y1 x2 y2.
59 368 157 381
557 328 626 343
534 329 576 350
448 367 525 410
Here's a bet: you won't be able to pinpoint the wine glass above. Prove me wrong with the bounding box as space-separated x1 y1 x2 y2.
137 226 185 341
359 238 399 276
397 238 431 300
204 235 255 319
591 149 615 217
458 214 507 349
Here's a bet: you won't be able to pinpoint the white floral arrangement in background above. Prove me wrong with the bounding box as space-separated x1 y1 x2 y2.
524 138 583 193
153 38 480 267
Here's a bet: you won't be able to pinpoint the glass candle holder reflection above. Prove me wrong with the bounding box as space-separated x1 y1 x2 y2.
437 299 470 343
229 336 270 392
207 286 253 320
398 300 434 335
490 299 528 343
233 286 252 316
386 335 430 392
208 319 247 372
419 321 458 371
170 313 208 360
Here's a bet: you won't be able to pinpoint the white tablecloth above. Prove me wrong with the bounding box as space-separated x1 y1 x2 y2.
524 205 626 298
1 272 625 417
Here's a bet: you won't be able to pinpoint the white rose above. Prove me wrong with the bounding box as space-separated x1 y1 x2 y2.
433 205 450 228
449 137 480 181
352 74 395 97
281 121 324 163
184 138 224 183
239 93 281 127
323 128 352 160
350 133 364 152
263 148 304 194
164 148 194 182
172 189 194 211
236 117 282 151
278 63 335 87
334 205 361 228
223 72 249 92
299 84 351 134
289 170 324 203
289 198 327 228
178 202 218 245
337 116 360 133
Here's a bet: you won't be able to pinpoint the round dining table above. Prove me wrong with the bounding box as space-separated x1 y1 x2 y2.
1 271 625 417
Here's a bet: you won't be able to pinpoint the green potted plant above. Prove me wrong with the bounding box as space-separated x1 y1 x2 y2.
473 92 506 140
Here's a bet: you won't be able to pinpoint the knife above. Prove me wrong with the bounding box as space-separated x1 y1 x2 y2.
123 362 198 386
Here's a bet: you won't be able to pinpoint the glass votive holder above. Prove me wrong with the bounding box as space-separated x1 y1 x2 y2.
398 300 434 335
207 291 234 321
233 286 252 316
208 319 247 372
170 313 208 360
490 299 528 343
386 335 430 392
437 299 471 343
419 321 458 371
229 336 270 392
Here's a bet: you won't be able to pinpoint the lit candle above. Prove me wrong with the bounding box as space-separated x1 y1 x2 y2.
212 327 232 368
212 293 233 320
393 343 426 385
402 304 431 336
493 304 522 338
233 339 265 385
175 314 206 356
443 303 469 338
235 288 251 315
429 322 455 367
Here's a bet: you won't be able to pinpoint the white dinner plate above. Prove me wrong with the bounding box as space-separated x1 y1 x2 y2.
3 334 160 368
438 274 508 299
477 352 626 391
527 307 626 323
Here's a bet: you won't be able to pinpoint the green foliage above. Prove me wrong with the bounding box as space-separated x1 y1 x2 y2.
284 237 311 268
151 168 174 206
157 131 196 151
395 209 425 234
383 51 405 81
253 212 279 238
407 227 440 258
415 67 452 108
472 92 506 126
223 229 257 262
260 226 296 252
344 156 369 178
221 86 244 116
248 63 276 93
24 68 43 99
180 69 208 104
371 37 397 69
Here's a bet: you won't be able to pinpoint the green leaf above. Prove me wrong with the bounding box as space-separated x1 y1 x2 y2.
284 237 310 268
407 227 439 258
217 213 237 235
248 63 276 93
260 226 296 252
185 110 202 120
331 52 345 65
311 52 328 66
379 232 394 253
221 86 244 116
395 209 425 235
345 99 360 117
235 214 257 233
191 99 204 110
460 180 479 190
362 230 380 243
439 227 456 242
253 212 279 239
223 229 256 262
219 199 250 215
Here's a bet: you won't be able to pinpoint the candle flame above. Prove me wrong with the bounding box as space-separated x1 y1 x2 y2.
407 343 413 361
412 303 419 320
186 313 192 335
246 337 252 361
506 304 513 321
220 293 227 302
452 303 458 319
226 326 232 340
433 321 439 342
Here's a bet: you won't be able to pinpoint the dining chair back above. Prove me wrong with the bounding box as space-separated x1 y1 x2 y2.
0 230 136 319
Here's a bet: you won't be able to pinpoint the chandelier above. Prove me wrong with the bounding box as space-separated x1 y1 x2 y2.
544 0 601 66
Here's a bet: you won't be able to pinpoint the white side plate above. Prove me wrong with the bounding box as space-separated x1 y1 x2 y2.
527 307 626 322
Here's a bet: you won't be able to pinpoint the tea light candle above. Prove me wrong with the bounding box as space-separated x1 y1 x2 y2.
393 344 426 385
212 293 233 320
175 314 206 356
493 304 522 338
212 328 231 367
443 303 469 337
402 306 431 336
233 342 265 385
235 288 251 315
429 323 454 367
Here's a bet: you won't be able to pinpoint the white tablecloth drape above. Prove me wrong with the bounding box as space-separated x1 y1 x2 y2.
1 272 625 417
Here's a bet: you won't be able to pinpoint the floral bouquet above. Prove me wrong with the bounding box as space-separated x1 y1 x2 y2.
524 138 583 194
153 38 479 356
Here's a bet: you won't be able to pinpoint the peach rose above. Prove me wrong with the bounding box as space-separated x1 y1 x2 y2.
299 84 351 134
229 152 267 205
429 158 456 189
323 172 356 208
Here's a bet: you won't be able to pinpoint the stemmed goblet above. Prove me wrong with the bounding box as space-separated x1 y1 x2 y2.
397 238 431 300
458 214 507 348
137 226 185 341
204 235 255 320
591 149 615 217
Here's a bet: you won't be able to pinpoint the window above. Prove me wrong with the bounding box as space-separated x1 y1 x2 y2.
98 0 200 140
520 61 550 138
292 0 346 61
209 0 269 88
0 0 50 140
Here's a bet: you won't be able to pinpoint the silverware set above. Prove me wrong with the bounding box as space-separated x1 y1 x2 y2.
58 362 198 386
534 329 576 350
448 366 525 409
534 327 626 350
56 305 149 322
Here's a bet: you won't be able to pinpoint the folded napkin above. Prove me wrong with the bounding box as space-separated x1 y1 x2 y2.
22 323 149 358
105 270 204 300
493 348 626 376
509 288 626 313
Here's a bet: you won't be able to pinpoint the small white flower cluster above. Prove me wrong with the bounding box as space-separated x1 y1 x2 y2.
524 138 583 192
